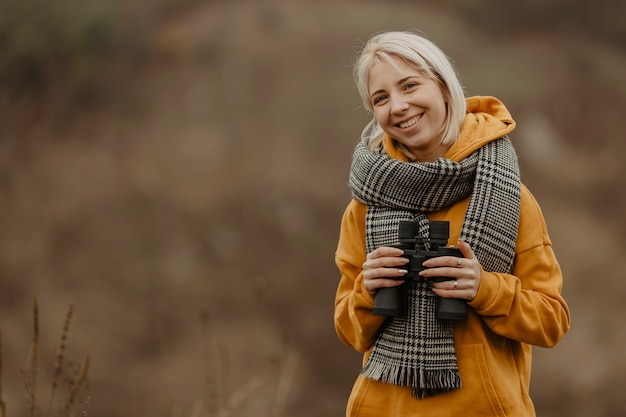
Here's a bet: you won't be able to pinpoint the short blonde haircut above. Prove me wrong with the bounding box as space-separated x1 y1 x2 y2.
354 31 466 156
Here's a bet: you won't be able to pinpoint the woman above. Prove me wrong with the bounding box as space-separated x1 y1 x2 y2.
334 31 570 417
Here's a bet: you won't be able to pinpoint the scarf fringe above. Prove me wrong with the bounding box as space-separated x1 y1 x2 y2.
361 359 462 399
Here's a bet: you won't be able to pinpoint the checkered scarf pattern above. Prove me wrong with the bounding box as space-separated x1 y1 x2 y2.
349 136 521 398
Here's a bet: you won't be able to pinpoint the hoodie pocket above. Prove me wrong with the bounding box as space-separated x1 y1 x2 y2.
456 343 507 417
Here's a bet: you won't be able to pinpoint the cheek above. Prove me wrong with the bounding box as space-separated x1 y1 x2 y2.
438 93 449 119
373 108 389 126
434 99 448 125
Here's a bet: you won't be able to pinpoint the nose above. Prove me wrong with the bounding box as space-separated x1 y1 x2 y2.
390 94 409 114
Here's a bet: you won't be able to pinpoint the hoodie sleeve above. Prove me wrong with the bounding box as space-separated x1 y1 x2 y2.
334 200 387 352
467 185 571 347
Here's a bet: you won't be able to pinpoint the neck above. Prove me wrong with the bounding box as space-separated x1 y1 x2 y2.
404 143 452 163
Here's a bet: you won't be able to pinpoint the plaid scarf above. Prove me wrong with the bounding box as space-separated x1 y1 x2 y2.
349 136 521 398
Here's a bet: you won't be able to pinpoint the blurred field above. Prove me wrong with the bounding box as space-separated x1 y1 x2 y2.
0 1 625 416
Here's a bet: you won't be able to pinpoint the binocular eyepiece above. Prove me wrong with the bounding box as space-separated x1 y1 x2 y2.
372 220 468 321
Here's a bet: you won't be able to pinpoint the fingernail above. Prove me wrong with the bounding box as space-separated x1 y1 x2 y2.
399 269 408 274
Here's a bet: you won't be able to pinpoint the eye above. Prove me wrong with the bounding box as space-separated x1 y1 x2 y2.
372 94 388 106
404 82 419 91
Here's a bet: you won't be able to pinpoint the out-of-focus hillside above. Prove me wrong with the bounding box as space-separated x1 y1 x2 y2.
0 1 625 416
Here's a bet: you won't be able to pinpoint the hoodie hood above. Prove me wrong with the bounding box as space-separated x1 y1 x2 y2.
445 96 516 161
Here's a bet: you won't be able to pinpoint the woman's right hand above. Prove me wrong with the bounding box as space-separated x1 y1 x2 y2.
362 246 409 293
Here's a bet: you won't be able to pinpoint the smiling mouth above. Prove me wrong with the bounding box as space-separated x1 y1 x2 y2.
397 114 422 129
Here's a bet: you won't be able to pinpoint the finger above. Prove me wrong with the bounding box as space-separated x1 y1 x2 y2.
433 279 459 289
364 266 408 280
364 276 405 292
419 256 465 277
364 250 409 270
363 258 409 272
368 246 405 259
373 278 406 289
457 240 477 260
420 255 460 270
432 279 478 301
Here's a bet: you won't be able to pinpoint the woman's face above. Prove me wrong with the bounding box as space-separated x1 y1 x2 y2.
367 56 449 162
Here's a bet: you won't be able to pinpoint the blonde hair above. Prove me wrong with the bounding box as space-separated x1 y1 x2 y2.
353 31 466 155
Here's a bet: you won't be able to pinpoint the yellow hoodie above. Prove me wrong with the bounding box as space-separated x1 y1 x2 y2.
334 96 570 417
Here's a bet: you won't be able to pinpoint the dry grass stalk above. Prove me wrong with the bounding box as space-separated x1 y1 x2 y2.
216 376 266 417
46 304 75 417
217 343 231 409
26 297 39 417
200 310 220 415
0 300 89 417
271 346 298 417
63 354 90 414
0 313 6 417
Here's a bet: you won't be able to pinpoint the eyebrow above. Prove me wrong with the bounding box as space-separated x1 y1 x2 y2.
369 75 420 100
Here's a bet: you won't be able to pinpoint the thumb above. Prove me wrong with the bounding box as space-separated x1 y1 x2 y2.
457 240 477 260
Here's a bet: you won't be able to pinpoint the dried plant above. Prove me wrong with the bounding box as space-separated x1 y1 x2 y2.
271 347 298 417
200 310 220 416
0 298 90 417
195 304 298 417
63 355 90 415
26 298 39 417
0 313 6 417
46 304 75 417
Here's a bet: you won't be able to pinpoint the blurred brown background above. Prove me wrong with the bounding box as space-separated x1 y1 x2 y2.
1 0 625 416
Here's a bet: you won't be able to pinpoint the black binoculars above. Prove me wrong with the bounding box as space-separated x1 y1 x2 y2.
372 220 468 321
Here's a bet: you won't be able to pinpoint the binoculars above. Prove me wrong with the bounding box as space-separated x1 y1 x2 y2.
372 220 468 321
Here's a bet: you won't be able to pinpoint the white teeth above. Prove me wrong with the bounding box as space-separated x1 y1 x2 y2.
399 116 420 128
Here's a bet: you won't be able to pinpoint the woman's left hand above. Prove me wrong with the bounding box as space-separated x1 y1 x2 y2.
418 240 481 301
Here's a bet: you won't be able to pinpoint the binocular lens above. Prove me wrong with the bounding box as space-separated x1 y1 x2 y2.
429 221 449 241
398 221 421 240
